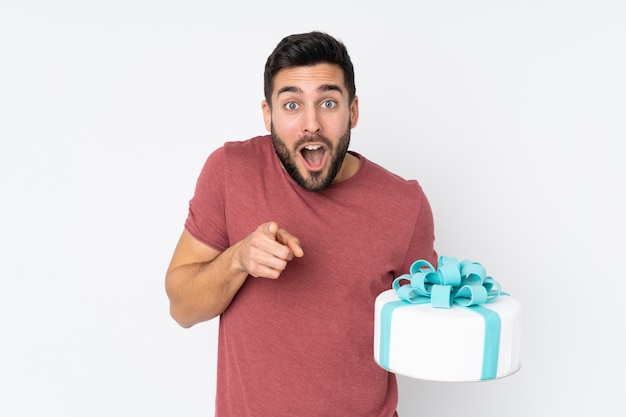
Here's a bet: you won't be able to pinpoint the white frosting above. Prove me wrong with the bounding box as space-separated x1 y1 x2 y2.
374 289 522 382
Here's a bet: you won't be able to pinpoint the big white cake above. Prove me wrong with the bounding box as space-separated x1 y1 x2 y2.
374 256 522 382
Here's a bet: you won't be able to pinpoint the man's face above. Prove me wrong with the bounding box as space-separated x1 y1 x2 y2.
262 63 359 192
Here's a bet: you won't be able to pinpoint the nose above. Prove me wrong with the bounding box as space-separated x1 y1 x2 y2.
302 106 322 134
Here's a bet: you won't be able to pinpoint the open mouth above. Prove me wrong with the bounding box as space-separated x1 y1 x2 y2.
299 143 328 171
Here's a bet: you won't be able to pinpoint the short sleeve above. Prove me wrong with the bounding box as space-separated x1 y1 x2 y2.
184 146 229 251
400 182 438 274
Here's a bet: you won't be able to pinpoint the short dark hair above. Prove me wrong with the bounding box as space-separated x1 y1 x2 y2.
263 31 356 108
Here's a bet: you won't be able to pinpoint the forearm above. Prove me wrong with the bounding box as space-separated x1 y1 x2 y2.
166 243 248 328
165 222 303 328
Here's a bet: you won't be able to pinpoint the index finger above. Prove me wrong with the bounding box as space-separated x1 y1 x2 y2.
276 228 304 258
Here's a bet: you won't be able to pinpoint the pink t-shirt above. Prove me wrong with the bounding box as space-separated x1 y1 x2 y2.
186 135 437 417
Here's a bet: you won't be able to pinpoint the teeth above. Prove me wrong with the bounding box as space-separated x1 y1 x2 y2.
304 145 321 150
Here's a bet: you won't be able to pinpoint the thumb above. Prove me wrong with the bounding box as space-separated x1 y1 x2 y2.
267 221 279 238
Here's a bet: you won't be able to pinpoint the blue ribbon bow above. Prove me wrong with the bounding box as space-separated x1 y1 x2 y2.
393 255 506 308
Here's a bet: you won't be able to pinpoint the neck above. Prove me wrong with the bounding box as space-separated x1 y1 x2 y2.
333 152 360 183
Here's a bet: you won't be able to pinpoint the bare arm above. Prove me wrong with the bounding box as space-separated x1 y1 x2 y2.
165 221 304 328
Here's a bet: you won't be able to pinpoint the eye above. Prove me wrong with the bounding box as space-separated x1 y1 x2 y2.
284 101 299 111
321 100 337 109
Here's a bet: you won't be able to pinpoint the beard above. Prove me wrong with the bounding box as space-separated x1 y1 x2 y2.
271 122 351 192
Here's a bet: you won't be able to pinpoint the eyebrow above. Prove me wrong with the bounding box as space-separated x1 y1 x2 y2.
276 84 344 97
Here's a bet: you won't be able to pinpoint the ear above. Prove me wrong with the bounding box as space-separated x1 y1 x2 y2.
262 100 272 132
349 96 359 128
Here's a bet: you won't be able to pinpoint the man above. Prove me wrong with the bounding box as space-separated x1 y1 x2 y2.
166 31 437 416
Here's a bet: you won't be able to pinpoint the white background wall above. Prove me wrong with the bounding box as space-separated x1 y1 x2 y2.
2 1 624 416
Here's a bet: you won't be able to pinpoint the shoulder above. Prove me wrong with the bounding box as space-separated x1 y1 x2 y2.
223 135 273 157
226 135 277 174
203 135 274 174
346 153 432 222
357 153 425 196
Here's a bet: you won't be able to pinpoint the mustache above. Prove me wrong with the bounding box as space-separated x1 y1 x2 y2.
294 134 333 149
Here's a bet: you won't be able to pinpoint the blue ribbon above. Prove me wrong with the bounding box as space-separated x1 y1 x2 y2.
379 255 508 380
